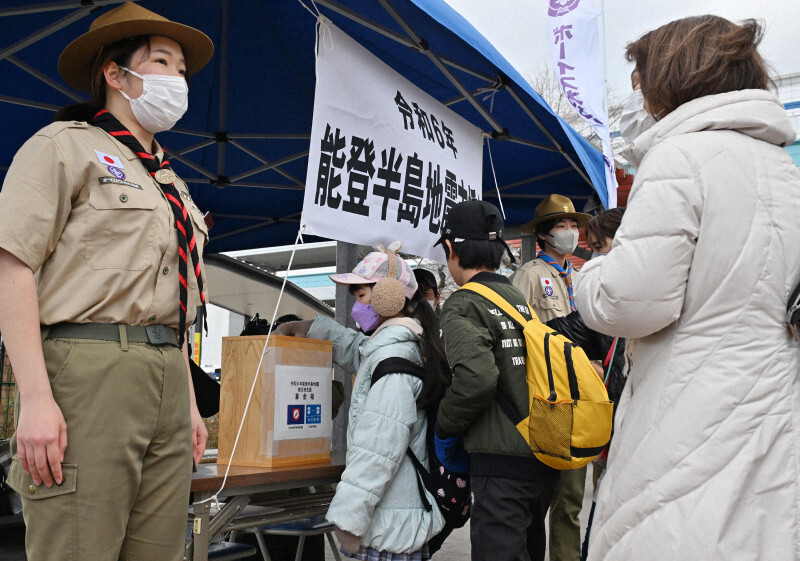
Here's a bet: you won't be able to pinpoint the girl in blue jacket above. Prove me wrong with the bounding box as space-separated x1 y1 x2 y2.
277 243 449 560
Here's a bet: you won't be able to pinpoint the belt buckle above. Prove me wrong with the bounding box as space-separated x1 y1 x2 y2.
145 325 168 345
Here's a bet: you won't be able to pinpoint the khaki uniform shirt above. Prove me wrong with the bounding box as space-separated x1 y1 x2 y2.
0 121 209 329
510 257 578 323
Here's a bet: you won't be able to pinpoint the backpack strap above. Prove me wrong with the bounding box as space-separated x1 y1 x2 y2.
458 282 533 425
460 282 532 328
369 357 433 513
371 357 426 388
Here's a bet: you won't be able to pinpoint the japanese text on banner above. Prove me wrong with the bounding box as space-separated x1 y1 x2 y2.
302 21 482 262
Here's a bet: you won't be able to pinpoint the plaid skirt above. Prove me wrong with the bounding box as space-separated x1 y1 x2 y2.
341 544 431 561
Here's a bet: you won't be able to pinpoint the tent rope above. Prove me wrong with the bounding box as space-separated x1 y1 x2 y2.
483 135 506 219
297 0 333 83
195 226 307 508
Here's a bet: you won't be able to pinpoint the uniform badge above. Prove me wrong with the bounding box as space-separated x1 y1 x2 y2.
94 149 124 169
180 191 201 213
541 277 555 297
154 169 177 184
107 165 125 179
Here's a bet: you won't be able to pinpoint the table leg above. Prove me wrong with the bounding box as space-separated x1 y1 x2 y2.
193 499 210 561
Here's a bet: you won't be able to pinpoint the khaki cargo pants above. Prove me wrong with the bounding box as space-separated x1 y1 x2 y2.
8 334 193 561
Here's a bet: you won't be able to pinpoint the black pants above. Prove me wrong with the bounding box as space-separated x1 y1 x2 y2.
470 475 556 561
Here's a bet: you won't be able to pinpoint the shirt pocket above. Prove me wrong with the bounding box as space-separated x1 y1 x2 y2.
84 185 158 271
537 297 565 314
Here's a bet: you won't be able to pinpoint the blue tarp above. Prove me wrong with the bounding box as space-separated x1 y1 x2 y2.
0 0 606 253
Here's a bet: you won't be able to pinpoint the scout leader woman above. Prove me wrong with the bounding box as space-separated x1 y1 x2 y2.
0 3 213 560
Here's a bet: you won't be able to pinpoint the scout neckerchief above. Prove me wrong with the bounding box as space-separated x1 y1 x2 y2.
537 251 576 311
92 109 205 346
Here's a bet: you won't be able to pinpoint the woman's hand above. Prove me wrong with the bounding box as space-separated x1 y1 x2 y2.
334 526 361 553
190 402 208 466
16 393 67 487
273 320 313 338
0 249 67 487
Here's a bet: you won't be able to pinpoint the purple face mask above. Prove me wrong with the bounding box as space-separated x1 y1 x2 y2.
351 301 380 332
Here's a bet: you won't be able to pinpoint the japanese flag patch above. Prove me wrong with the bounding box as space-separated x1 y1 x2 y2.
541 277 555 297
94 149 124 169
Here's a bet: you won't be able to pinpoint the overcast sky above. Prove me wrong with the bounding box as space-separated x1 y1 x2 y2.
444 0 800 102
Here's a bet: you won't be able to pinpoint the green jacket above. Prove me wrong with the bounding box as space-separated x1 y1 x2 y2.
437 272 557 480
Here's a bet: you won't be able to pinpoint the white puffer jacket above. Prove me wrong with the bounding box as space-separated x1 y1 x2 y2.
576 90 800 561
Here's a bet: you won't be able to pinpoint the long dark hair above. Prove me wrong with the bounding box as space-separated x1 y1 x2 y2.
53 35 150 122
403 287 451 410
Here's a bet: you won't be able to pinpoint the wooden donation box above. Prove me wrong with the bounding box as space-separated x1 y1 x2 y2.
218 335 333 467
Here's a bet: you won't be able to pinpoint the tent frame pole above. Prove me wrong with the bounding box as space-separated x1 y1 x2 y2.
504 86 594 188
313 0 495 83
8 55 83 102
0 0 127 61
376 0 504 135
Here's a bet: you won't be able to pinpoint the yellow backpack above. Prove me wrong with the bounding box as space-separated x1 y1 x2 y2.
460 282 614 470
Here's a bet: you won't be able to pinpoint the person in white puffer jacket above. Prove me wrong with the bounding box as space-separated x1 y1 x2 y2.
575 15 800 561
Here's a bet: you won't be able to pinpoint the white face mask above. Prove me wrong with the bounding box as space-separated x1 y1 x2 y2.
546 229 579 255
119 67 188 133
619 89 656 145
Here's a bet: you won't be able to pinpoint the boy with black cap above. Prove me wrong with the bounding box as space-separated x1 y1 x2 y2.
433 200 559 561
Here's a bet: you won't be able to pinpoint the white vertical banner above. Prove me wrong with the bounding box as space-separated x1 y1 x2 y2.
547 0 617 208
302 20 483 262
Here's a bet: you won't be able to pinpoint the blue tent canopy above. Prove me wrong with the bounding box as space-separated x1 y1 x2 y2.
0 0 606 254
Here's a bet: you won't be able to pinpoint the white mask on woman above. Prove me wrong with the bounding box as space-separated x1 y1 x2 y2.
119 67 188 133
547 229 579 255
619 89 656 145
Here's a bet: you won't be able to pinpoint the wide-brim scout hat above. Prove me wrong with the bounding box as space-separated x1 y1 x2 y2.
59 1 214 93
433 199 515 263
521 194 592 233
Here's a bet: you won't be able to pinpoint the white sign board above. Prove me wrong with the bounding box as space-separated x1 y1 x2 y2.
302 20 483 262
272 364 332 441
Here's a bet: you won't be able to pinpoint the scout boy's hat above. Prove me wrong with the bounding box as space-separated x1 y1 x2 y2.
521 194 592 233
59 1 213 93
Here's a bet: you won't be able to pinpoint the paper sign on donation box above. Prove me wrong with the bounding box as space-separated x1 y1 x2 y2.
273 364 332 441
218 335 333 468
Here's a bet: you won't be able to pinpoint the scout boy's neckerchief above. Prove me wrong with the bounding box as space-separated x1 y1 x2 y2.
537 251 576 311
92 109 206 346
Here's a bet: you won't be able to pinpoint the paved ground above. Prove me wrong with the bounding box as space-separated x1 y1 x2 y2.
324 468 595 560
2 470 595 560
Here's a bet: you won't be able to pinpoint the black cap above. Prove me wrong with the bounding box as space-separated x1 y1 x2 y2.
414 268 439 295
434 199 516 263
